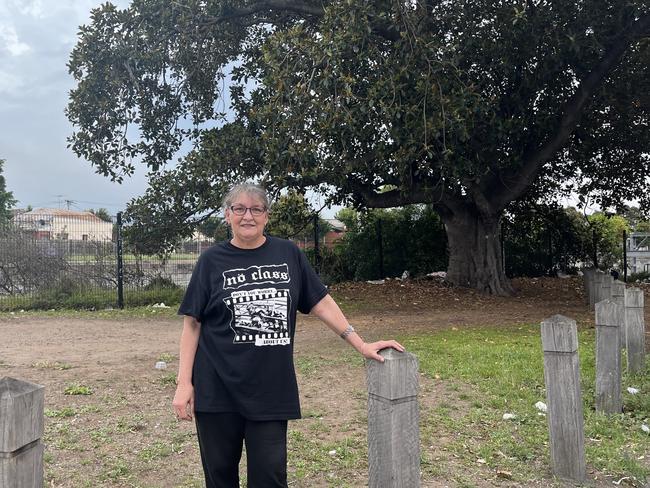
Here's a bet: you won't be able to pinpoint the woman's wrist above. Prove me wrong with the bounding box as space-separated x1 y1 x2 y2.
339 324 355 339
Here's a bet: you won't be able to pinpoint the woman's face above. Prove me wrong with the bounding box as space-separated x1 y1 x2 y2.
225 192 269 249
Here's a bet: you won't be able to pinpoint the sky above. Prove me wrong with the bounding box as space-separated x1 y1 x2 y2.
0 0 167 216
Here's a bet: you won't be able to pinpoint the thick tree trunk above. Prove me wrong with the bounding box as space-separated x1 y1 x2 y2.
443 205 513 296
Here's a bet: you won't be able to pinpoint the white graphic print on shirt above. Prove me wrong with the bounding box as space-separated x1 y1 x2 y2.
222 264 292 346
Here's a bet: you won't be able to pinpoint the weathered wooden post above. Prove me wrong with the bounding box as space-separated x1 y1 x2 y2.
582 268 596 305
610 281 626 349
591 271 604 310
624 288 646 373
367 349 419 488
0 377 44 488
541 315 586 482
600 274 613 303
595 300 622 414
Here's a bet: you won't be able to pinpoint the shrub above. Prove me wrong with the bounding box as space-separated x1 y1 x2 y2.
144 275 180 291
629 271 650 283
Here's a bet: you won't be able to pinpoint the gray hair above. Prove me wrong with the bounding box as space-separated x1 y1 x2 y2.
222 183 270 211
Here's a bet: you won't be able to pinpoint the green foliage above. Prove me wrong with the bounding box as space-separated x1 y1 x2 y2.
629 271 650 283
45 407 77 418
316 205 447 282
588 212 630 269
0 286 184 312
0 158 16 224
197 216 228 241
66 1 650 291
504 204 630 276
267 191 330 240
64 384 93 395
144 275 180 291
86 208 113 223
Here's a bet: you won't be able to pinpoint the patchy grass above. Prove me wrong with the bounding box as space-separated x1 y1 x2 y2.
63 384 93 396
45 407 77 418
158 373 178 387
0 304 179 320
405 324 650 485
32 360 73 370
157 352 176 362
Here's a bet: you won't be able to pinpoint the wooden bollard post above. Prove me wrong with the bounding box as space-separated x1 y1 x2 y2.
582 268 596 305
611 281 626 349
541 315 586 482
595 300 622 414
0 377 44 488
367 349 419 488
600 275 613 303
591 272 604 310
624 288 646 373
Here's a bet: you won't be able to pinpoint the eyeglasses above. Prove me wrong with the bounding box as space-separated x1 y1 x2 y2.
230 205 267 217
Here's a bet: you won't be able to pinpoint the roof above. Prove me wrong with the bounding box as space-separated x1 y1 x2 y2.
324 218 346 231
16 208 111 223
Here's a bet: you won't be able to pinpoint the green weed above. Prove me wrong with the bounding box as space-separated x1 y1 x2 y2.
45 407 76 418
63 384 93 395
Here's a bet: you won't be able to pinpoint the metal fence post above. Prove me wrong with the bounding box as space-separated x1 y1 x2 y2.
541 315 586 482
367 349 419 488
116 211 124 309
623 230 627 283
376 218 384 279
313 214 320 273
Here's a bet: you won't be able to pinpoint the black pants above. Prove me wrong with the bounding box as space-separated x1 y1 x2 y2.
195 412 288 488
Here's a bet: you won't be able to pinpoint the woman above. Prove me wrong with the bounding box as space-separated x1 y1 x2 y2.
172 183 404 488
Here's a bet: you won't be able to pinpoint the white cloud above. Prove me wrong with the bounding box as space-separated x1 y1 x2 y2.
0 25 31 56
11 0 45 19
0 70 23 94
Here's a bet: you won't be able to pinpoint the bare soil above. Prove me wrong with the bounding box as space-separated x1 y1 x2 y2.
0 277 648 487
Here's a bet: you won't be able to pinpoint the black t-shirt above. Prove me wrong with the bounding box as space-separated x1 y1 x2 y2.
178 236 328 420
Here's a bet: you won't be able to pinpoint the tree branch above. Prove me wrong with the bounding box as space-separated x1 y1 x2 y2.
487 13 650 211
209 0 324 22
202 1 401 41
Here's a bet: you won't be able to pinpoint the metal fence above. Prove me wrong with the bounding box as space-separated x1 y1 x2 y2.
0 211 215 311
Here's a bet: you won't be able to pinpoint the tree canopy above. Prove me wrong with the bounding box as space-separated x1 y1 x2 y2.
87 208 113 223
0 159 16 225
67 0 650 293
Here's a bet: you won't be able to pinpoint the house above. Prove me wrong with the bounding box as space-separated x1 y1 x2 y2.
294 218 347 250
322 218 346 248
626 232 650 274
12 208 113 241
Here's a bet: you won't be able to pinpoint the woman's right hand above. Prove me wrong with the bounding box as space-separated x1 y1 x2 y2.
172 383 195 421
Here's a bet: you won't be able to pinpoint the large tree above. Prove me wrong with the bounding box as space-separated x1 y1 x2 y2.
67 0 650 294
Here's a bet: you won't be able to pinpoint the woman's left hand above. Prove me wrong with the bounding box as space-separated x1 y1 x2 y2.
360 340 405 362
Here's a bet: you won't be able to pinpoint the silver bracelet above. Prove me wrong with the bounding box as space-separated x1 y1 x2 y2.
340 324 355 339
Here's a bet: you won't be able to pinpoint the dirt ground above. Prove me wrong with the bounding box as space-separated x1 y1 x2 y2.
0 277 648 487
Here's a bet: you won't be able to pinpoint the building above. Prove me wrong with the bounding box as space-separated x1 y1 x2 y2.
626 232 650 274
293 218 347 250
322 218 346 248
12 208 113 241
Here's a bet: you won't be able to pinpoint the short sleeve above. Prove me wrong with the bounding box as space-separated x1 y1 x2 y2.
178 252 211 321
296 248 328 314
